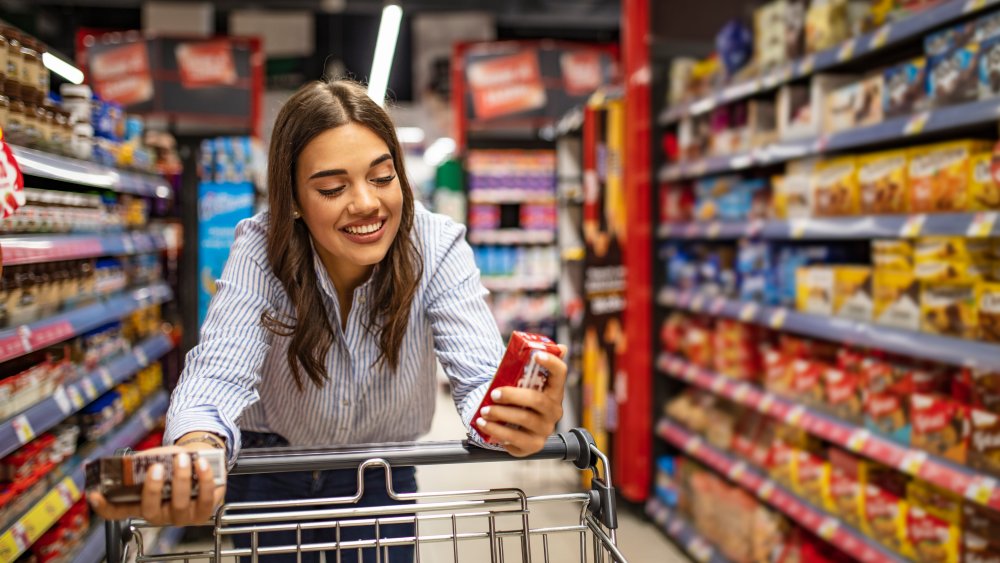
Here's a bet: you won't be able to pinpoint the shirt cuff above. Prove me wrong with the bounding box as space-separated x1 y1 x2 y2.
165 406 242 467
460 379 506 451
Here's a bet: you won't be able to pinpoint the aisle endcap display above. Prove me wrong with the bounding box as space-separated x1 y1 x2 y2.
0 282 173 365
658 353 1000 512
0 391 168 563
658 0 1000 126
644 497 732 563
660 97 1000 182
10 145 172 199
656 418 905 563
0 332 174 458
657 212 1000 240
658 287 1000 370
67 521 107 563
1 231 172 266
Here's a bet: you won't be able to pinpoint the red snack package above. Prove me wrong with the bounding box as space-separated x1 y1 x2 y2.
475 331 564 445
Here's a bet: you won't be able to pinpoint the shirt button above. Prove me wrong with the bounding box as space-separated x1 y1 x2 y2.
342 399 350 406
359 295 366 303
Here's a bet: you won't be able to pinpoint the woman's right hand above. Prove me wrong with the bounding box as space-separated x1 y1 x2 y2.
87 443 227 526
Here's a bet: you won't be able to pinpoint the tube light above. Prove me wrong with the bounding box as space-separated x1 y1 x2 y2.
367 3 402 107
423 137 456 167
43 52 84 85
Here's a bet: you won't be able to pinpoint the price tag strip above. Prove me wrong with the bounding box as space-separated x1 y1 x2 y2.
11 415 34 445
0 477 81 561
99 368 114 389
900 214 926 237
965 476 999 505
968 212 998 237
904 111 931 135
870 25 892 49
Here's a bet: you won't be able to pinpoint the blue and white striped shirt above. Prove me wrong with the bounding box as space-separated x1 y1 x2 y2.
164 204 504 463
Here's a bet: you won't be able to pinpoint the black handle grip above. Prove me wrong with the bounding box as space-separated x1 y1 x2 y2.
230 430 597 475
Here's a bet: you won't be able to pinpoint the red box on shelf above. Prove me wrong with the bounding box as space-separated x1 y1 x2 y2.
910 393 970 465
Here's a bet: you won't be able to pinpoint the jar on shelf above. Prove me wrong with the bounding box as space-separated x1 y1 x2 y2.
34 40 48 98
5 29 21 90
0 80 11 131
19 37 39 102
0 29 10 88
39 99 55 146
5 80 26 145
52 108 68 154
21 90 40 147
59 83 92 125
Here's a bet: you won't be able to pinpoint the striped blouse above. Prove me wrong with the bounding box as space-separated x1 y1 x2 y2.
164 204 504 463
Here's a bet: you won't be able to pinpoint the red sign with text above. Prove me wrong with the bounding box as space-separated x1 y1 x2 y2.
176 40 237 89
561 51 603 95
90 42 153 106
467 51 546 120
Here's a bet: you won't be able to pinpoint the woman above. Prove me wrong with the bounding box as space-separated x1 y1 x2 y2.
88 79 568 562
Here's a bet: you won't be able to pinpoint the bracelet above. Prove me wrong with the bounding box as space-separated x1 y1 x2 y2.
177 434 226 450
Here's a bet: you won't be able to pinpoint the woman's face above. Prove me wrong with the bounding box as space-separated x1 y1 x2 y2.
295 123 403 281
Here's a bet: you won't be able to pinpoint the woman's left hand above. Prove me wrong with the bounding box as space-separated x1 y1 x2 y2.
476 345 569 457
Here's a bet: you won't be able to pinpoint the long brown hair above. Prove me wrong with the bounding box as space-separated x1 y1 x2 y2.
262 79 423 389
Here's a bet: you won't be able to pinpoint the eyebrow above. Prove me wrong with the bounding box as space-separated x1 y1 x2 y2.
307 154 394 181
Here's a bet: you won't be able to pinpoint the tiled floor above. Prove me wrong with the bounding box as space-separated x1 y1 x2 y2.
162 387 685 563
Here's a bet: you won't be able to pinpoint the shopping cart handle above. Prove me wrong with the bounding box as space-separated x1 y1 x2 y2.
230 429 599 475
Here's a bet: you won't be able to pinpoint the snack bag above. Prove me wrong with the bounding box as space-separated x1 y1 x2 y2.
858 150 909 214
813 157 860 216
910 393 970 464
474 331 564 445
909 141 993 212
970 407 1000 477
823 448 862 528
858 461 911 554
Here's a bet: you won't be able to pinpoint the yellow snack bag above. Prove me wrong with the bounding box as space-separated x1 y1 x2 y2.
858 150 909 214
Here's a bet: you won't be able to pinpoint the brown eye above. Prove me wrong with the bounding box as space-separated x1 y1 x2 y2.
372 174 396 186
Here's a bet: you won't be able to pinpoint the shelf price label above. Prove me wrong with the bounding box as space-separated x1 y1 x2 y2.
707 222 721 238
785 404 806 425
838 38 857 62
758 480 776 501
790 220 807 239
740 302 759 322
870 25 892 49
690 294 706 312
67 387 84 409
733 383 751 402
710 376 728 394
688 538 712 562
817 517 840 541
684 436 703 454
968 212 998 237
758 393 776 414
798 55 815 75
966 0 989 13
710 297 727 315
12 415 34 444
847 429 870 452
900 214 926 237
965 476 999 505
727 461 747 481
904 111 931 135
53 386 72 415
81 378 98 401
668 518 683 536
769 308 788 329
899 450 928 475
99 368 114 389
135 348 150 368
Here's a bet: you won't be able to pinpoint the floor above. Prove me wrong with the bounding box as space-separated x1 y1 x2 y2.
157 387 685 563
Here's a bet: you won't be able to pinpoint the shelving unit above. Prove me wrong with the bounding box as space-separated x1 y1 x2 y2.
467 229 557 246
658 353 1000 511
0 392 168 562
656 419 905 563
10 145 172 199
644 497 732 563
68 522 108 563
0 231 172 266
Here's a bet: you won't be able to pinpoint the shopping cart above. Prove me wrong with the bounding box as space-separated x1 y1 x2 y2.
104 428 626 563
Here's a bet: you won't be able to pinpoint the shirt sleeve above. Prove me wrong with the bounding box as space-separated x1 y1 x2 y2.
423 217 505 448
164 217 282 465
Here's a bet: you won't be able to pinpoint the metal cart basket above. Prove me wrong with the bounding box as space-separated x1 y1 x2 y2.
105 428 626 563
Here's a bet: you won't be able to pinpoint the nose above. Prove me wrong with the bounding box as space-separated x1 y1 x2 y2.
348 185 379 215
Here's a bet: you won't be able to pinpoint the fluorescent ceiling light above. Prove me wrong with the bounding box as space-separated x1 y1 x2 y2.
396 127 425 144
43 52 84 85
367 3 402 107
423 137 456 167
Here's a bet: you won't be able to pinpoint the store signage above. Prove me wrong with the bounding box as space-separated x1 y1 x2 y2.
561 50 603 95
467 51 546 120
197 181 255 326
89 42 154 106
176 40 238 88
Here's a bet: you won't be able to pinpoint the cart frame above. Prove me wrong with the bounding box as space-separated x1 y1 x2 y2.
104 428 626 563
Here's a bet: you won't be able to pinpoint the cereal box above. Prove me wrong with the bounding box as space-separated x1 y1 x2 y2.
834 266 873 322
908 480 963 525
823 75 884 134
883 57 928 118
858 461 912 554
980 34 1000 99
790 358 825 407
790 448 828 508
964 501 1000 544
966 368 1000 412
873 239 915 272
970 151 1000 210
928 43 980 107
823 367 863 424
970 407 1000 477
924 21 976 57
823 448 862 528
862 360 912 445
774 158 819 219
981 282 1000 342
962 532 1000 563
813 157 860 216
909 141 994 212
796 266 835 315
910 393 970 464
920 283 980 339
858 150 909 214
873 270 921 331
905 506 959 562
763 348 794 395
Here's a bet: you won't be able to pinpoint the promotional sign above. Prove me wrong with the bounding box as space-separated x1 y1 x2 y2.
89 42 154 107
467 50 547 120
176 40 238 89
197 181 255 326
561 51 604 95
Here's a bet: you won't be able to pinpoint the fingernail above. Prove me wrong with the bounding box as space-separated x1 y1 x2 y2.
177 453 190 469
491 389 502 401
151 464 165 480
480 406 491 417
537 351 549 362
476 417 487 428
198 458 209 472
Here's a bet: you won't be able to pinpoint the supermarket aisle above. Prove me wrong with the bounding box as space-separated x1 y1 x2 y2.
418 384 684 563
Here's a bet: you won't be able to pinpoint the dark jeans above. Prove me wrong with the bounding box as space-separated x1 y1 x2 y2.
227 432 416 563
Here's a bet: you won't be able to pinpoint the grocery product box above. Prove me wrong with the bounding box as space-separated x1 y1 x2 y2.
906 481 962 563
970 407 1000 477
804 0 849 53
823 367 863 424
824 75 883 134
928 43 980 107
924 21 976 57
981 282 1000 342
834 266 873 321
778 75 856 140
858 150 909 214
789 358 825 407
813 157 860 216
796 266 835 315
862 360 915 445
963 532 1000 562
873 269 920 331
910 393 969 464
964 501 1000 558
858 461 912 555
920 282 979 339
823 448 862 529
970 151 1000 210
763 348 794 395
909 141 993 212
979 35 1000 99
872 239 915 272
772 158 819 219
754 0 789 70
790 447 828 508
883 57 928 118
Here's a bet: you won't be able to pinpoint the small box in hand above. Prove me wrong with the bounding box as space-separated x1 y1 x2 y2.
85 449 225 503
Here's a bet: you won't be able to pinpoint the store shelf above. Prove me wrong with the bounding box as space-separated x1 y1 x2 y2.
0 282 172 365
645 497 731 563
656 418 904 563
468 190 557 204
658 0 1000 126
0 333 174 458
657 287 1000 370
0 392 168 563
659 97 1000 182
68 523 107 563
468 230 556 245
481 276 558 292
10 145 172 199
0 231 171 266
656 212 1000 240
658 353 1000 512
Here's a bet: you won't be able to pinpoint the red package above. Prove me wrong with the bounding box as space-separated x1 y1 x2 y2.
911 393 969 464
824 368 863 424
790 359 825 407
475 331 564 445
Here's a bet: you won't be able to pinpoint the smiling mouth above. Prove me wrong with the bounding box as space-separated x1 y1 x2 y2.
342 220 386 236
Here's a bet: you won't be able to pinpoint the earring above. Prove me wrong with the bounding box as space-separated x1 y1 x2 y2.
292 210 301 219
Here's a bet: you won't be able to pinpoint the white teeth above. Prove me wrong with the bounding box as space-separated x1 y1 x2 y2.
345 221 382 235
